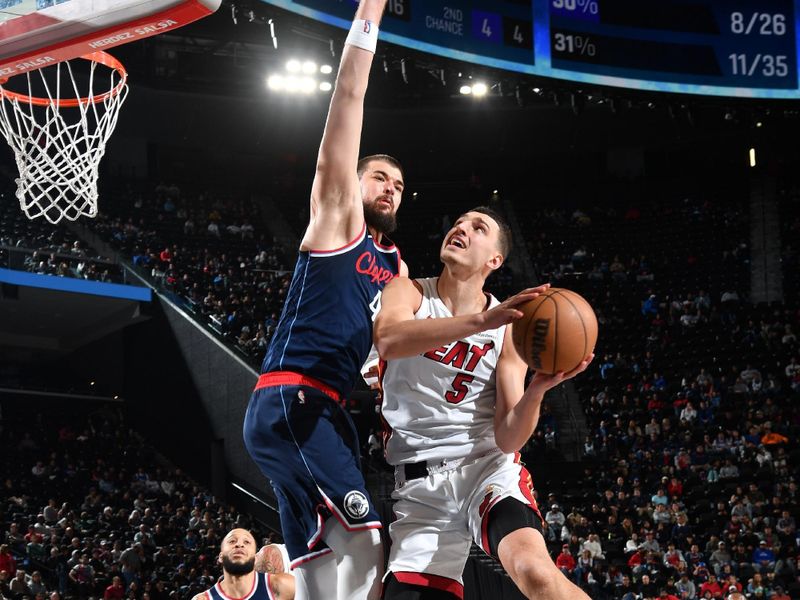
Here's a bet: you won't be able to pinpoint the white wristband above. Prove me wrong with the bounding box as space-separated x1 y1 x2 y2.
345 19 379 53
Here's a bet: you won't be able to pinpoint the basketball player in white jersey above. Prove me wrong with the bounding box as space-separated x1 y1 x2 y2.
193 528 295 600
374 207 593 599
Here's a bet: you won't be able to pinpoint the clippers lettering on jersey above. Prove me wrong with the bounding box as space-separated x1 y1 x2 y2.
356 251 396 285
423 341 494 372
529 318 550 371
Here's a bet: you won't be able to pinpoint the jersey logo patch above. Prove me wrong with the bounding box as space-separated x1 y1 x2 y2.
343 490 370 519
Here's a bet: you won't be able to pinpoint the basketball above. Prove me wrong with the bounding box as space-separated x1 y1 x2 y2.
512 288 598 375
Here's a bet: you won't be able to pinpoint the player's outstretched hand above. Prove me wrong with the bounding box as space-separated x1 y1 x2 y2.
529 353 595 394
480 284 550 331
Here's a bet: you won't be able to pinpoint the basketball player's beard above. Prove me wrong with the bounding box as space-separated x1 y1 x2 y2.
222 556 255 576
364 201 397 235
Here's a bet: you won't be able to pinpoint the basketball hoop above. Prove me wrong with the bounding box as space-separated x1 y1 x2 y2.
0 51 128 224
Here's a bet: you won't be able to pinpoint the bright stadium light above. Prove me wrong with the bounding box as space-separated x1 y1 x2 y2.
319 81 333 92
286 59 301 73
320 64 333 75
267 74 285 91
302 60 317 74
284 75 301 92
472 82 488 97
459 85 472 95
300 77 317 94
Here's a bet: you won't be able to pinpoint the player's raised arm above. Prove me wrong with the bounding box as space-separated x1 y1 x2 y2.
374 277 484 360
494 327 541 453
374 282 545 360
304 0 387 249
494 335 594 454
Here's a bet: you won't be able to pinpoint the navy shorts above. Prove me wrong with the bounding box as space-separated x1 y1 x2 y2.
243 375 382 567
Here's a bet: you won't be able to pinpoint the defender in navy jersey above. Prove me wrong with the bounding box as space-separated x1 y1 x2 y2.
193 529 295 600
242 2 406 599
260 224 400 399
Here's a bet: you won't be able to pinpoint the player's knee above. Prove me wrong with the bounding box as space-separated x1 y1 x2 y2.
486 496 543 559
503 550 555 592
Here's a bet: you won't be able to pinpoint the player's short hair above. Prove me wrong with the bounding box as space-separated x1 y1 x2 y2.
468 205 513 260
357 154 404 180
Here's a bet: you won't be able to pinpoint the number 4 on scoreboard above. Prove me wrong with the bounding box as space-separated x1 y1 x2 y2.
503 16 533 49
472 10 502 43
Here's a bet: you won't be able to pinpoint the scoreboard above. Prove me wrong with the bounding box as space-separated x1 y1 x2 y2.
261 0 800 99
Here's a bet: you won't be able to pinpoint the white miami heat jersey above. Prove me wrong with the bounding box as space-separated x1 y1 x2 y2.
381 277 506 465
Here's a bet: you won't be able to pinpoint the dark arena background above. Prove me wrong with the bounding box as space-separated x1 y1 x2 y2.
1 1 799 599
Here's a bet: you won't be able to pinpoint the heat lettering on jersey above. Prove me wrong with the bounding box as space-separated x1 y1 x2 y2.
423 341 494 372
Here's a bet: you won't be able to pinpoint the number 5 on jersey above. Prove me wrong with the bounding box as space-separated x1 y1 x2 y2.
446 373 475 404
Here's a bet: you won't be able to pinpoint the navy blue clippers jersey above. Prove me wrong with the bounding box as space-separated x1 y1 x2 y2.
261 224 400 397
204 572 274 600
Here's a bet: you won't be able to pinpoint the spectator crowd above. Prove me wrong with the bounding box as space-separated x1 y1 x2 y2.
516 193 799 599
0 405 273 600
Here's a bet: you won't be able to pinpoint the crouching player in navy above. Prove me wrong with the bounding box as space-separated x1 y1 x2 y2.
194 528 295 600
374 207 594 599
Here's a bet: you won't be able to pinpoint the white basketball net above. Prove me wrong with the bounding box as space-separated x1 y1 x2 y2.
0 53 128 224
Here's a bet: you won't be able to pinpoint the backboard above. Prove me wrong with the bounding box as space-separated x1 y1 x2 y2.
0 0 221 78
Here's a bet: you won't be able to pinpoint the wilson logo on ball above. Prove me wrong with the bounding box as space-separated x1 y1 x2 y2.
530 318 550 370
512 288 598 374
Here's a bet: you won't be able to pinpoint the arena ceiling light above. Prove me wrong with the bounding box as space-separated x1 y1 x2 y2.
472 82 488 97
458 81 490 97
268 57 334 95
267 74 317 94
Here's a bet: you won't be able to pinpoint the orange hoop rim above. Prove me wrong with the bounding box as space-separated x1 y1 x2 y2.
0 51 127 108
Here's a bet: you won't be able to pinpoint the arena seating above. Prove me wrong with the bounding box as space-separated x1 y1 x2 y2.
89 182 291 364
0 399 272 600
0 190 124 285
511 189 799 599
779 186 800 305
